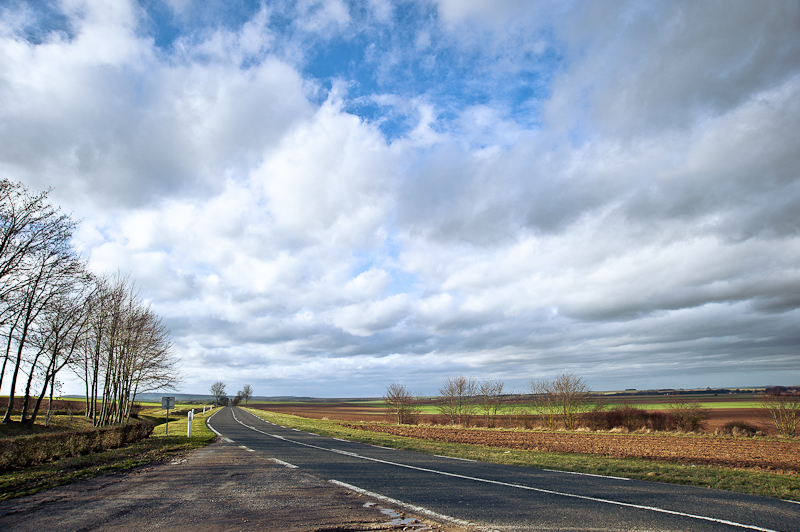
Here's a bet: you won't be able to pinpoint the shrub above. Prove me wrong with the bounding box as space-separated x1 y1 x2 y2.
759 387 799 437
647 411 671 431
716 421 761 437
667 398 708 432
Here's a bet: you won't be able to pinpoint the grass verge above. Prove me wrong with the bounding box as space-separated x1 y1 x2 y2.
0 409 219 502
243 408 800 502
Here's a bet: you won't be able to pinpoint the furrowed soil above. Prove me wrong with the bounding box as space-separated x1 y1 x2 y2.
253 402 798 472
340 424 800 472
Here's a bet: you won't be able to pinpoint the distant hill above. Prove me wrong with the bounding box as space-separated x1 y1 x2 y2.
63 393 336 403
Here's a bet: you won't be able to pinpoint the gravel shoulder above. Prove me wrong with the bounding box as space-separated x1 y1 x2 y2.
0 439 473 532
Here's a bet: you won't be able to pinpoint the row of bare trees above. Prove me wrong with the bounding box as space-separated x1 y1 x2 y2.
384 373 589 429
0 179 178 427
385 375 799 437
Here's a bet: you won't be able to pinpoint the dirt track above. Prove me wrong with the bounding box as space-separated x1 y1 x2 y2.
341 423 800 472
0 439 470 532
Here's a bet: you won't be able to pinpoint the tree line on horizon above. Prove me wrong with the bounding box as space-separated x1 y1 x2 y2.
0 179 179 427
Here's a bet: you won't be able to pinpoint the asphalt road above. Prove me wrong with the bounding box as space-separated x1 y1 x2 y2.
209 406 800 532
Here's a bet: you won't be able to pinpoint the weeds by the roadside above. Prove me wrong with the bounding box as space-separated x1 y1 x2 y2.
242 408 800 502
0 409 218 502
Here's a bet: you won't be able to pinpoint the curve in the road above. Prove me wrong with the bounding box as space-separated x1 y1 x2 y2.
207 407 798 532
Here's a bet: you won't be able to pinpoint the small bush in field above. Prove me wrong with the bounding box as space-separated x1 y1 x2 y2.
667 398 708 432
716 421 761 437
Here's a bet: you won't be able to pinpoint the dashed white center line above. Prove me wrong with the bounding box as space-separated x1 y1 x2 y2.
271 458 298 468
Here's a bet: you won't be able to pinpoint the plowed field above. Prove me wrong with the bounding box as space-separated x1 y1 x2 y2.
341 423 800 472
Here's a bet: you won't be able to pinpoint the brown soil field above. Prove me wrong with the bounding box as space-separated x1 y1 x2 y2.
253 403 799 472
341 423 800 472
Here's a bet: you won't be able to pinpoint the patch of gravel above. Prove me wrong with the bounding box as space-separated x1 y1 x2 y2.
0 440 474 532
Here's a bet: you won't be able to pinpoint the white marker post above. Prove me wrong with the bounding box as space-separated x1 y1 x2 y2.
187 409 194 438
203 405 206 414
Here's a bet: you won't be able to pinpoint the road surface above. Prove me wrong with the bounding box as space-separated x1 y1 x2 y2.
211 406 800 531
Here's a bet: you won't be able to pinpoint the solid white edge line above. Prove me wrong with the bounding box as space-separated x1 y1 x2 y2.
433 454 477 462
329 479 484 531
541 468 630 481
229 409 779 532
206 409 222 436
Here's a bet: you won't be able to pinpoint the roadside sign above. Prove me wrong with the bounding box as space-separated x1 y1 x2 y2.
162 396 175 434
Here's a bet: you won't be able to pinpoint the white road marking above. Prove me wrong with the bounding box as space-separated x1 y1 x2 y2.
206 410 222 436
433 454 477 462
220 437 233 443
332 437 349 442
371 445 392 449
226 408 780 532
271 458 298 468
541 468 630 481
329 479 481 531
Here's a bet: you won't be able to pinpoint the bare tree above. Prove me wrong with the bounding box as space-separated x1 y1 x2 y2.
69 273 179 426
551 372 592 430
383 383 420 425
529 373 591 430
529 378 559 430
759 386 799 437
211 381 226 406
0 180 177 428
667 396 708 432
24 272 94 426
239 384 253 407
437 376 478 427
479 379 504 428
2 212 80 425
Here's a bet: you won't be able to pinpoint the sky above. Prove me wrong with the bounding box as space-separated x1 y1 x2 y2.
1 0 799 398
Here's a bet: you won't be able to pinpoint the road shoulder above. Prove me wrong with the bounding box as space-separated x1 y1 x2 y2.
0 438 474 532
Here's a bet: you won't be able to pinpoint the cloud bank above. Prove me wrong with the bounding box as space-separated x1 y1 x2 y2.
1 0 798 396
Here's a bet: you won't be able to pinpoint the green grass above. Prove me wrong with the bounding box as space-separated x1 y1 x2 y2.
0 409 218 502
242 408 800 502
